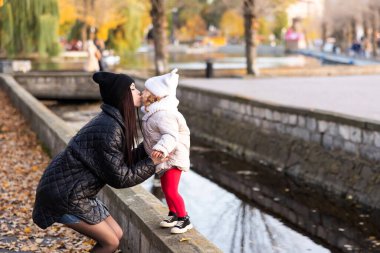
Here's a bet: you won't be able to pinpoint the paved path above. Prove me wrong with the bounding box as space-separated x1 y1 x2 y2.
181 75 380 122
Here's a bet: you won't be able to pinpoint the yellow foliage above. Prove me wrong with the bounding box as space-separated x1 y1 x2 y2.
58 0 77 25
0 0 3 7
202 36 227 46
220 10 244 38
303 17 320 41
178 15 206 41
57 0 151 45
24 227 31 234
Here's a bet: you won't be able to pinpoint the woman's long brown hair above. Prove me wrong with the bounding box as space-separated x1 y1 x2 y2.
117 88 138 167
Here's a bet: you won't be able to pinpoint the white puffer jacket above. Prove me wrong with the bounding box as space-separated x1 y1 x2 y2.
141 96 190 173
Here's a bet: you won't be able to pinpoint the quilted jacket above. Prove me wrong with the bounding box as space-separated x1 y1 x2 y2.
141 96 190 173
32 103 155 229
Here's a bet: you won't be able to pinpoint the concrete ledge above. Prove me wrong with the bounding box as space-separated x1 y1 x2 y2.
0 74 75 156
0 74 221 253
13 71 100 100
98 187 220 253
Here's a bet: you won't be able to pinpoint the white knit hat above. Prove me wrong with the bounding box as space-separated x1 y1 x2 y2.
145 68 179 97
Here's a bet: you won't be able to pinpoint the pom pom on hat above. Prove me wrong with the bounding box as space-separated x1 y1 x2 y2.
145 68 179 97
92 71 135 108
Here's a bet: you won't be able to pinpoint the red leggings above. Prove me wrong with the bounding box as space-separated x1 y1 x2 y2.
160 168 187 217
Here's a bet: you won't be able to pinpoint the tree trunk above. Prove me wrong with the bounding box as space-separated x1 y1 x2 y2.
150 0 168 75
343 24 351 54
351 19 357 41
371 9 379 57
363 16 369 39
81 0 89 44
334 28 344 53
321 21 327 51
243 0 258 76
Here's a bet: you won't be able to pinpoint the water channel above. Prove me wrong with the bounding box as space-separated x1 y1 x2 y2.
32 48 323 72
43 101 380 253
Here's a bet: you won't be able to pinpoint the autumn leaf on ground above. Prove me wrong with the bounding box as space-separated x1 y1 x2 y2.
0 90 96 252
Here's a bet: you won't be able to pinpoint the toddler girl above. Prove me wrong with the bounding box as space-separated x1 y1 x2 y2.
141 69 192 234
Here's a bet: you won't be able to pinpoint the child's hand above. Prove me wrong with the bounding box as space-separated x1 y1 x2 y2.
151 150 164 158
151 150 168 165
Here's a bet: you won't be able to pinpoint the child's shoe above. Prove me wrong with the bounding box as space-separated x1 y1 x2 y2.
160 211 178 228
170 215 193 234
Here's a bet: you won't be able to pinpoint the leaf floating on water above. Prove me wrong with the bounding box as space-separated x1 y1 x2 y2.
237 170 253 176
252 187 260 192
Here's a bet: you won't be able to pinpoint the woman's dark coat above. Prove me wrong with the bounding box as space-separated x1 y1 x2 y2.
32 103 155 229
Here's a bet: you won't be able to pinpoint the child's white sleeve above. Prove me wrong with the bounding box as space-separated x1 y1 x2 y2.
152 113 179 157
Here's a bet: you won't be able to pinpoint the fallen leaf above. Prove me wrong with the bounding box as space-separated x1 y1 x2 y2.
35 238 44 244
0 90 96 252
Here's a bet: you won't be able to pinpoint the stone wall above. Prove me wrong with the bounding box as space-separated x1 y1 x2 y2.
134 77 380 210
0 74 222 253
13 72 100 100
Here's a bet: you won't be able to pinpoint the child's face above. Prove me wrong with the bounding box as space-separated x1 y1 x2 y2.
142 88 153 105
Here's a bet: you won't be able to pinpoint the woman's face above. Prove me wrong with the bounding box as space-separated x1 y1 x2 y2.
141 88 153 106
130 83 142 107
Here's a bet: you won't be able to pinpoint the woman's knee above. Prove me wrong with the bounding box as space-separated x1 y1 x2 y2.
67 221 120 250
104 216 123 241
114 226 123 241
102 234 120 250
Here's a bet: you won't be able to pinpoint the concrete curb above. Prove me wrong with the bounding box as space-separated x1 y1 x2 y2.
13 72 100 100
0 74 222 253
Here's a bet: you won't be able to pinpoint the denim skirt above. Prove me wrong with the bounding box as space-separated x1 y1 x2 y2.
57 214 81 225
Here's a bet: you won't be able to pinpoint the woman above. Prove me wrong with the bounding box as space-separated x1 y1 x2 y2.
32 72 165 253
84 39 100 72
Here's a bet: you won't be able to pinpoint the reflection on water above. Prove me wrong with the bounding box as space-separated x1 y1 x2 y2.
142 171 329 253
32 51 322 72
189 140 380 253
170 55 321 70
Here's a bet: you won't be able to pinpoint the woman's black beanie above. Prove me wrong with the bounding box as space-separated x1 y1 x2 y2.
92 72 135 108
